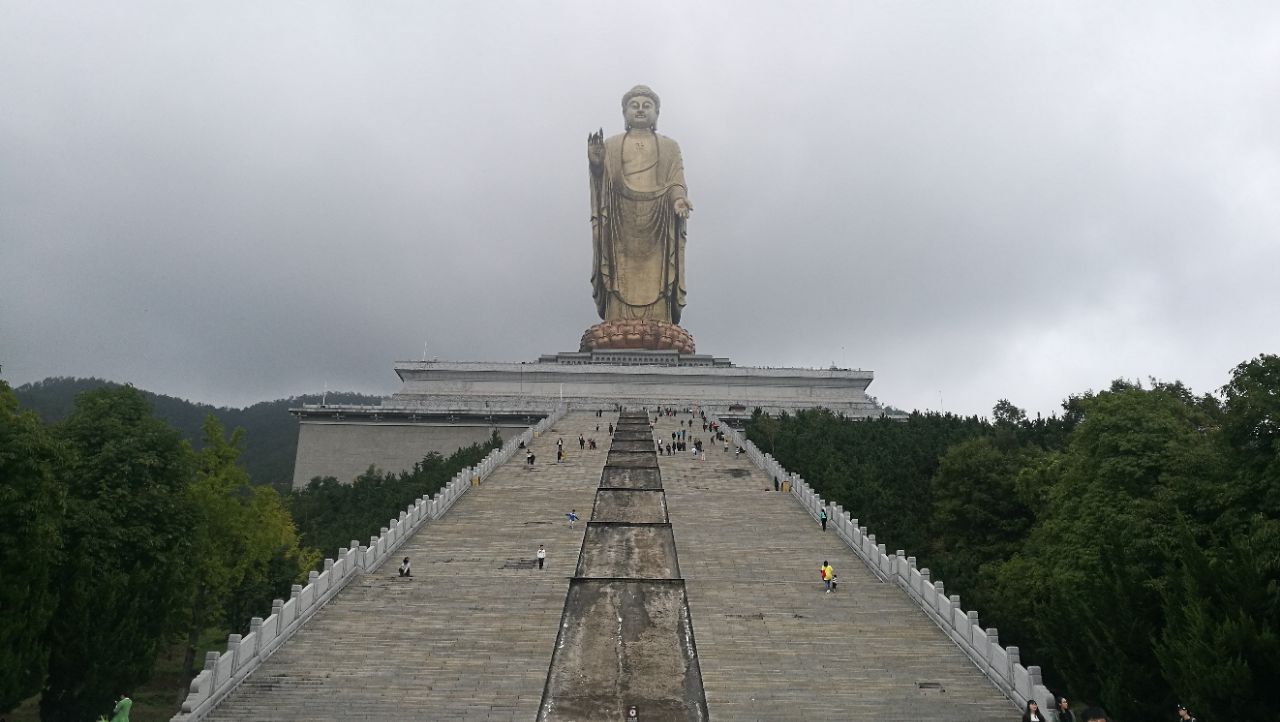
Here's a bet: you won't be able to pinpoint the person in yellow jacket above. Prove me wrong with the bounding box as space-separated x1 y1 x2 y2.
820 561 834 593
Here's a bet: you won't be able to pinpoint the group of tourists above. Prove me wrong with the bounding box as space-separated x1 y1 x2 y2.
523 434 605 469
820 560 837 593
657 434 703 457
1018 692 1198 721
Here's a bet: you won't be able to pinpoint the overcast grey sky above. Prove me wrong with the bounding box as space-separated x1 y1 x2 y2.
2 1 1278 417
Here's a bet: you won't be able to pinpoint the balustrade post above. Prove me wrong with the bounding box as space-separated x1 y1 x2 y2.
248 617 263 657
204 650 220 683
226 634 242 668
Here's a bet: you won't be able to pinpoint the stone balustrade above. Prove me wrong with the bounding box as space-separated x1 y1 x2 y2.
713 416 1055 711
171 405 568 722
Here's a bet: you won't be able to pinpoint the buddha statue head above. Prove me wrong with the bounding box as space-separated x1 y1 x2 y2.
622 85 660 131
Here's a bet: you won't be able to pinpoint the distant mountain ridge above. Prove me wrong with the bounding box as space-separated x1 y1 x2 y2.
13 377 384 490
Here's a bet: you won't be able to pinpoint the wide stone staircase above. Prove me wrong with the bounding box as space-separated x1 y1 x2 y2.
203 410 1017 720
655 415 1016 721
206 412 611 721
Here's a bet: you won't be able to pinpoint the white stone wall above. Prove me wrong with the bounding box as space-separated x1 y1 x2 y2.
389 361 884 416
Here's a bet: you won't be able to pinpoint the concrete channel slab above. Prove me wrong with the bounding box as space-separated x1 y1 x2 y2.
601 466 663 489
611 427 650 440
539 579 707 722
540 410 707 722
575 523 681 579
593 489 669 523
606 449 660 468
611 438 656 452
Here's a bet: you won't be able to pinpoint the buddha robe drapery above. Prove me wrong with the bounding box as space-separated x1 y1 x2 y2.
590 131 689 324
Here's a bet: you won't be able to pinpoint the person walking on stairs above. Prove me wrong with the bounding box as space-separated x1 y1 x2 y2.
819 508 828 531
398 557 412 577
537 545 546 570
820 561 834 593
567 510 578 528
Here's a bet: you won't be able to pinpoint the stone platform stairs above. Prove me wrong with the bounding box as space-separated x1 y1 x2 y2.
195 409 1020 720
204 412 612 721
655 415 1016 721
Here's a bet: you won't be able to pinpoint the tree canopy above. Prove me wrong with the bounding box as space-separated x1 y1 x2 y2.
746 355 1280 721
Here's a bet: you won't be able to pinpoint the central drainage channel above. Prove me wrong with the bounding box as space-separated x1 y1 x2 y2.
538 410 708 721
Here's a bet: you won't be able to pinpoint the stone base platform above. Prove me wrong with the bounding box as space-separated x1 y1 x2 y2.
385 355 884 419
289 353 893 488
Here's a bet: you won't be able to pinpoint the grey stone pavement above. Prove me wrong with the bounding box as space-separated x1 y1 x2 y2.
206 409 1016 720
656 413 1016 721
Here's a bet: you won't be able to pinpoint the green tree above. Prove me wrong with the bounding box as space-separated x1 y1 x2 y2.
289 433 502 560
0 382 65 711
744 408 990 554
14 377 382 489
1220 354 1280 518
1156 516 1280 722
181 416 317 687
987 382 1228 720
40 386 197 722
927 436 1034 608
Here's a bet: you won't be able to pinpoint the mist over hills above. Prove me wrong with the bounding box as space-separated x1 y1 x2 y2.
13 377 382 490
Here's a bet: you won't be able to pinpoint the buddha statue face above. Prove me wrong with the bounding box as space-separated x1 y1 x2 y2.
624 94 658 131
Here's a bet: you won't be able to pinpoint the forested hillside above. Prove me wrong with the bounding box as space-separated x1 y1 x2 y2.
1 380 498 721
13 377 381 489
745 354 1280 722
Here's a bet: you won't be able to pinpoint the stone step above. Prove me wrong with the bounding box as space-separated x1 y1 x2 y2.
655 413 1017 721
205 409 1018 721
206 412 614 722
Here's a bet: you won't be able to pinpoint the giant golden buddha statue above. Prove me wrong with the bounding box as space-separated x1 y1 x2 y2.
581 85 695 354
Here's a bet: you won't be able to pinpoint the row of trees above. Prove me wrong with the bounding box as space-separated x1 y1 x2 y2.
288 433 501 559
12 377 382 490
0 382 315 720
0 382 497 720
745 355 1279 722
